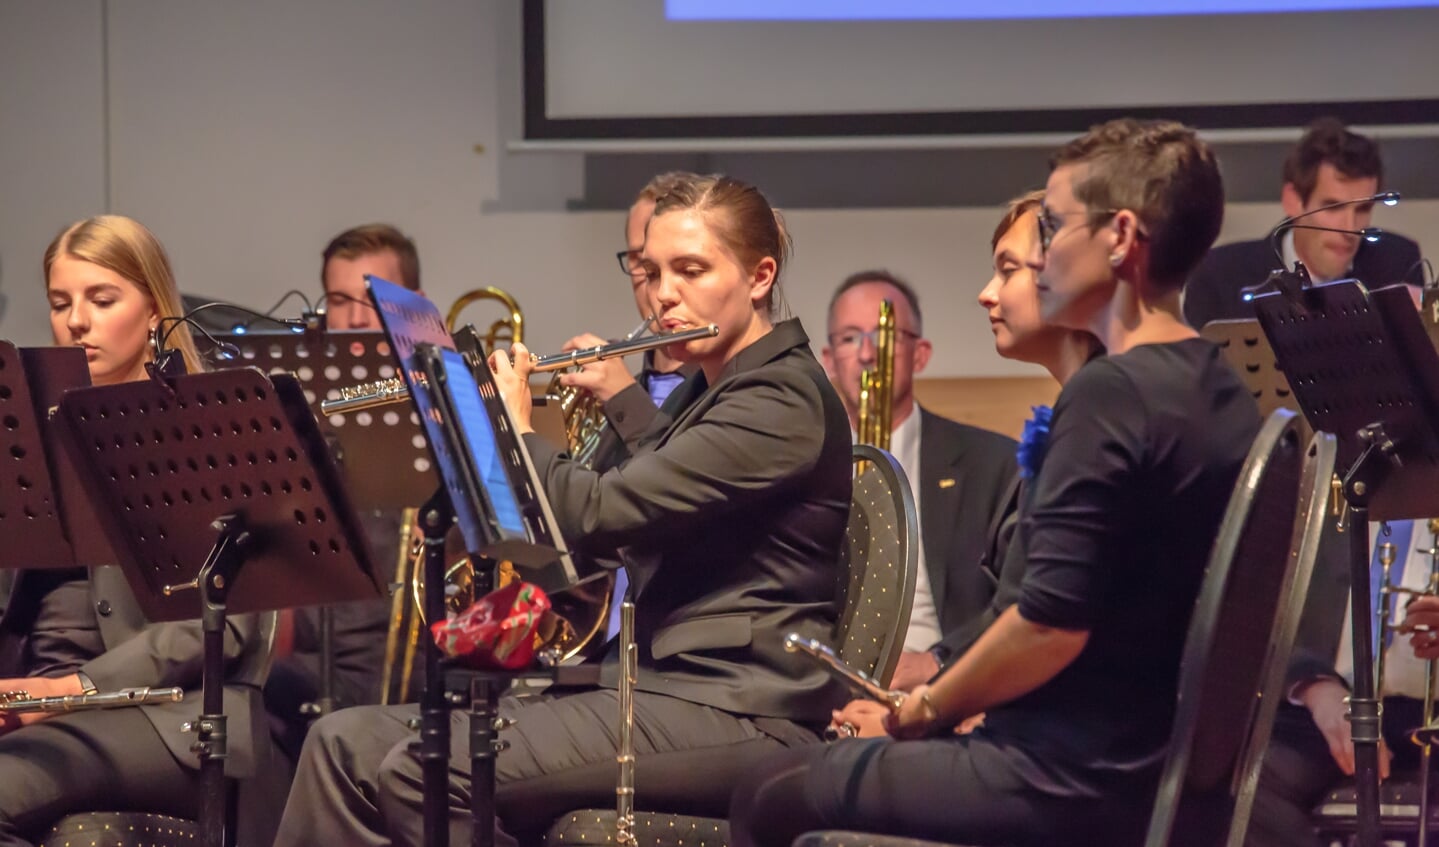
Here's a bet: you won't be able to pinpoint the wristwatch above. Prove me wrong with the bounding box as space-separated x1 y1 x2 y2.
74 671 99 695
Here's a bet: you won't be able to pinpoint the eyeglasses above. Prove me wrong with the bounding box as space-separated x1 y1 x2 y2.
616 249 644 277
828 327 921 357
1037 206 1133 255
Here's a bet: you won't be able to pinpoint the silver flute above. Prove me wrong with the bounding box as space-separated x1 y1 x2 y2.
319 324 719 415
782 633 906 709
0 686 184 714
616 601 637 845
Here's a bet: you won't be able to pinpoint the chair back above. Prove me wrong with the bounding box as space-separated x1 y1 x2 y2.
1144 409 1315 847
834 444 919 686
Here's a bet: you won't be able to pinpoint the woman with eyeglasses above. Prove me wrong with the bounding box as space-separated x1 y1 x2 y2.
0 216 269 847
731 120 1261 847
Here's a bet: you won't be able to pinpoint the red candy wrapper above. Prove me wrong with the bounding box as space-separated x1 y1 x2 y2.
431 580 552 670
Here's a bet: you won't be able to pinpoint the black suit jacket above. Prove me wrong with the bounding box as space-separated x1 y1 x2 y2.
914 409 1019 660
523 319 851 723
589 356 701 474
1184 234 1423 329
0 565 270 777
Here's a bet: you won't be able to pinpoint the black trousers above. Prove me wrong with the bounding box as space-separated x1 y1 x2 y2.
0 707 198 847
729 733 1149 847
1245 697 1428 847
273 687 818 847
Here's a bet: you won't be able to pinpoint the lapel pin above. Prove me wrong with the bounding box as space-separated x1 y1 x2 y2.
938 478 956 489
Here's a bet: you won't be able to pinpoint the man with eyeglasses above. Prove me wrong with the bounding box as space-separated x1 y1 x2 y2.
564 171 703 478
821 271 1018 691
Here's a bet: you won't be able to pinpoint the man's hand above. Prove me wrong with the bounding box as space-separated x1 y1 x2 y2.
556 333 638 404
830 699 891 739
1400 596 1439 660
489 343 535 434
0 674 86 736
889 650 940 692
1298 677 1391 779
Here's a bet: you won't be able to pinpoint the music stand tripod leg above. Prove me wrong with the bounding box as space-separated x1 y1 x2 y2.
468 558 503 847
1342 425 1399 847
413 490 454 847
185 513 254 847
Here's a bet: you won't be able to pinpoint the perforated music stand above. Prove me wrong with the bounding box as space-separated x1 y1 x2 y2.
1254 280 1439 847
210 329 433 510
0 342 88 569
51 366 384 847
210 326 436 713
1200 319 1306 434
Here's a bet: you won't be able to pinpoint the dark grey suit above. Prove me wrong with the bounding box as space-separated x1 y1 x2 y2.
0 565 271 847
1183 235 1423 329
913 409 1019 663
274 319 852 847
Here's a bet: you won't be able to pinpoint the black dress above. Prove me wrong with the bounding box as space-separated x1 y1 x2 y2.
730 338 1261 847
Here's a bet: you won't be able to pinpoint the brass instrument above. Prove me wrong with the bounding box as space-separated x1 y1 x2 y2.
1395 518 1439 847
380 507 422 706
616 601 637 845
1368 519 1439 847
319 326 719 416
856 300 896 453
0 686 183 714
447 287 524 348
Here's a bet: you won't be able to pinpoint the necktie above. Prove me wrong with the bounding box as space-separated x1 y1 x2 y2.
1371 520 1415 655
605 568 629 641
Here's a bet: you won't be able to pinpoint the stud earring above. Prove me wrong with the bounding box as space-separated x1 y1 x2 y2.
1110 254 1124 267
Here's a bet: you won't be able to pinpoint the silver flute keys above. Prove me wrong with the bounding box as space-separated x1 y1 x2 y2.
782 633 906 710
0 686 183 714
318 324 719 415
616 601 637 845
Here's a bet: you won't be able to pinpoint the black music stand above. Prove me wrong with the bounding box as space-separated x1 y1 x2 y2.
1254 280 1439 847
51 366 384 847
212 327 435 711
211 328 433 510
1200 319 1304 428
0 342 92 569
368 275 596 847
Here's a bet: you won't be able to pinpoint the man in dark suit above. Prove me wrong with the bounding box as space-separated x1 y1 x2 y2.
821 270 1018 691
1184 117 1423 330
0 565 273 846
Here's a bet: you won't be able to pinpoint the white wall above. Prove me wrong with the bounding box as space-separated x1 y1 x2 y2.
2 1 1434 380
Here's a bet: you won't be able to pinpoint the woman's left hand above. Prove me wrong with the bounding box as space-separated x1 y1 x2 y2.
0 674 85 736
489 342 535 434
884 683 942 740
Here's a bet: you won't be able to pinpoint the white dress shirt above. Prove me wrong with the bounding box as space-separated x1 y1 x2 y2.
1334 520 1439 700
853 411 944 653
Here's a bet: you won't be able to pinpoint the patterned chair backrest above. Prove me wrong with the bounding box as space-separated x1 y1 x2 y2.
834 444 919 687
1144 409 1317 847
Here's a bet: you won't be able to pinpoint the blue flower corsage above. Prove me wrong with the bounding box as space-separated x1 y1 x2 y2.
1016 405 1054 480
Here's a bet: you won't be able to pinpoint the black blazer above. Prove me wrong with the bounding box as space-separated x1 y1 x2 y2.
1184 234 1423 329
914 408 1019 659
590 357 702 474
0 566 270 777
523 319 851 723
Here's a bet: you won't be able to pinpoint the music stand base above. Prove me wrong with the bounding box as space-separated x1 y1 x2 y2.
187 514 253 847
